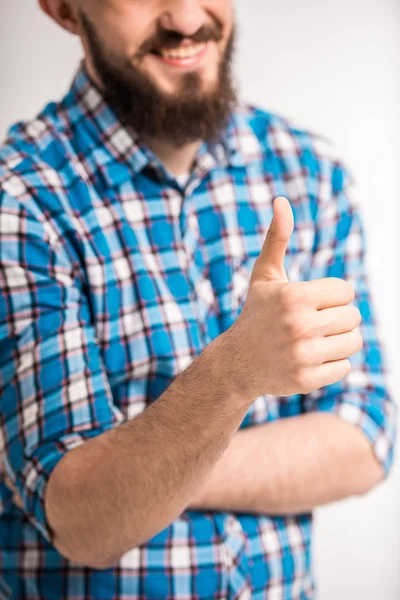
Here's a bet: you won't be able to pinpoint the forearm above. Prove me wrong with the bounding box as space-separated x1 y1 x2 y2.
188 412 384 515
45 335 252 569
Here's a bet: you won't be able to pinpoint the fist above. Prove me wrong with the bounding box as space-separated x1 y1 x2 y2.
227 197 362 398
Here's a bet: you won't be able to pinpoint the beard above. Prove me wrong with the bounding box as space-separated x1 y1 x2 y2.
79 12 238 147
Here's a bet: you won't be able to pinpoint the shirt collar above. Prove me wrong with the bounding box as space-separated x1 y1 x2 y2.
62 63 262 186
220 107 265 167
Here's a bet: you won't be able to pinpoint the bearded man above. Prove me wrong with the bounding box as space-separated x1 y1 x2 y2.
0 1 395 599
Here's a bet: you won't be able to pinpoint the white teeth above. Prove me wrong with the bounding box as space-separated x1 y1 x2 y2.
159 42 206 60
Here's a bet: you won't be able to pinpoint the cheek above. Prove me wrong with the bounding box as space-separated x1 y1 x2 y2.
205 0 234 30
118 19 153 57
208 2 234 54
89 5 152 58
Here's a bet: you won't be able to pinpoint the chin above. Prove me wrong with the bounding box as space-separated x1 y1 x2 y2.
161 75 219 99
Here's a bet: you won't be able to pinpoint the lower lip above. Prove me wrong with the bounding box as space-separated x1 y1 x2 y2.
153 43 209 69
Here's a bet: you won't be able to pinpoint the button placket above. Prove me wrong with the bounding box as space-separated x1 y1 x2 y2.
178 160 222 349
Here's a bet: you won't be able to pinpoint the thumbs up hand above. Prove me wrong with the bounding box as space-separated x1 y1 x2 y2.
250 196 294 284
226 197 363 399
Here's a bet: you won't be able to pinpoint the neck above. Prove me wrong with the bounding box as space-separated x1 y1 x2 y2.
141 135 202 177
83 61 203 177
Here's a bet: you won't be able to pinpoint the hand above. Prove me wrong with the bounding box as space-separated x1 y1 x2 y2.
224 196 362 398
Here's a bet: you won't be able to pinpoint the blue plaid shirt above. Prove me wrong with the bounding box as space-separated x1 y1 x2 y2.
0 64 396 600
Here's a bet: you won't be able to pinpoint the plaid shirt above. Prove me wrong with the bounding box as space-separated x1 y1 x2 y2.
0 64 396 600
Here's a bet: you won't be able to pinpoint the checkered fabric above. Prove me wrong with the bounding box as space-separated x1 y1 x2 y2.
0 64 396 599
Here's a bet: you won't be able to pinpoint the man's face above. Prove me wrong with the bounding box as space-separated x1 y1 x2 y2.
74 0 237 145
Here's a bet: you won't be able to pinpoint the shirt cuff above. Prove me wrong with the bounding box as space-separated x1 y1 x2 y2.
307 391 397 477
12 425 116 543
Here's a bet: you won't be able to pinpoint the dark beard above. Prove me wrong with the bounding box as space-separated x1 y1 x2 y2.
80 12 238 147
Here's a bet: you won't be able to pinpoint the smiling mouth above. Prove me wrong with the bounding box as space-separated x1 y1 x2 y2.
150 41 209 68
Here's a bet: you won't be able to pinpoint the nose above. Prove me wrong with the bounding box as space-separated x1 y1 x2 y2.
158 0 207 37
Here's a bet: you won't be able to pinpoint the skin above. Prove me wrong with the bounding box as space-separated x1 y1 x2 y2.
33 1 384 569
188 413 383 515
39 0 234 174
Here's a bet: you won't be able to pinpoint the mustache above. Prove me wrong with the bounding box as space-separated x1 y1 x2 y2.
137 20 224 58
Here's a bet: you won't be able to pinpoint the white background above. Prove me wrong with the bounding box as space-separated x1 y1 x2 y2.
1 1 399 598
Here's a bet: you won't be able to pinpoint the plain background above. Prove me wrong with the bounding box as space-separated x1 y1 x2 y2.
1 1 399 598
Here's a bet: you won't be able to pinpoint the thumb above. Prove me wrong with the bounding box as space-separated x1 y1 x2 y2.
251 197 294 283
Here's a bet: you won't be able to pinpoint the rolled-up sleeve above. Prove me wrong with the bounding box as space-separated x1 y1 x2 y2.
0 190 124 541
303 153 397 476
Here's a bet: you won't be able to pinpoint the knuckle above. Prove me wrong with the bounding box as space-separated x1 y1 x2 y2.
349 305 362 327
280 284 301 311
343 280 356 302
333 278 355 302
354 331 364 351
285 314 306 339
266 225 276 240
342 359 352 377
292 341 310 367
294 370 313 395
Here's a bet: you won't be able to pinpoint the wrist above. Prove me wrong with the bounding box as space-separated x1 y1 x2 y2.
203 327 255 408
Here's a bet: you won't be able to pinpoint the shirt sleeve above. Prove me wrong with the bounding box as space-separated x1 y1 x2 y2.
302 152 397 476
0 190 124 542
